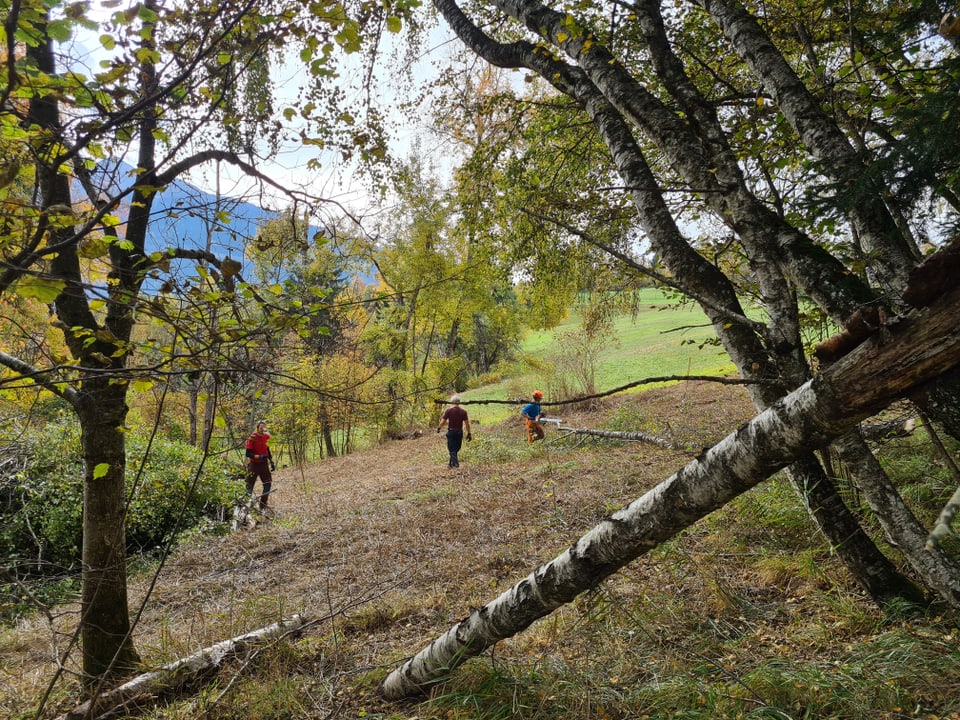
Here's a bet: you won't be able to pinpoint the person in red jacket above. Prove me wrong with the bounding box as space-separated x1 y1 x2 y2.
245 419 275 509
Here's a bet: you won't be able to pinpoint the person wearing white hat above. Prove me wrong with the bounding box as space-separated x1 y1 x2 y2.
437 395 472 468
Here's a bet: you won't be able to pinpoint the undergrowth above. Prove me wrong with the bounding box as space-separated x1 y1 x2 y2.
6 389 960 720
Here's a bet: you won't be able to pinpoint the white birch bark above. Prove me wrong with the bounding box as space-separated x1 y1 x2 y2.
493 0 876 322
381 283 960 700
433 0 925 603
692 0 919 289
832 432 960 603
929 487 960 550
560 426 685 451
56 616 304 720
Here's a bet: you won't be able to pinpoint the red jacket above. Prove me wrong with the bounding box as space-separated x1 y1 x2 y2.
245 431 271 462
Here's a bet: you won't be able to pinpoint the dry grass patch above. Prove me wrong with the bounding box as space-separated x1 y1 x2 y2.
8 382 960 719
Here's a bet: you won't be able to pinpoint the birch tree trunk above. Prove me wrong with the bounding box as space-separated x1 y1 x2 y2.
432 0 922 607
831 432 960 603
57 616 304 720
692 0 919 290
381 274 960 700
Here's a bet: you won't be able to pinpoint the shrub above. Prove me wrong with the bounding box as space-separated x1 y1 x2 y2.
1 414 239 586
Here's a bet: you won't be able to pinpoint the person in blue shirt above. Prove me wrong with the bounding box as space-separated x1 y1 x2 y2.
520 390 545 443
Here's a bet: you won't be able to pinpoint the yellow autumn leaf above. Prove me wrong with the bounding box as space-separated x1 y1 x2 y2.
13 276 65 303
132 378 155 393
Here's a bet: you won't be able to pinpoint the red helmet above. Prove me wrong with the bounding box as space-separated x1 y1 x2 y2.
532 390 543 400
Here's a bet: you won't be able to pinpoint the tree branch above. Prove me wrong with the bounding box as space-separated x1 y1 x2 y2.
522 208 764 332
434 374 772 406
0 349 78 407
558 426 686 451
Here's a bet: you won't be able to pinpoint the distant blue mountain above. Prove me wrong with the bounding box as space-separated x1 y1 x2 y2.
83 160 274 271
80 160 374 289
146 179 275 262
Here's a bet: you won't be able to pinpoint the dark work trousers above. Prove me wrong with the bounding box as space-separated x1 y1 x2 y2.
446 429 464 467
245 460 273 508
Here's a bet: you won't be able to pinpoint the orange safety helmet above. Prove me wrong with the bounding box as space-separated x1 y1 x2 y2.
532 390 543 400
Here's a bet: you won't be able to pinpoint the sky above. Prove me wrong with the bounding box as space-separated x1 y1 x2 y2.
63 2 462 223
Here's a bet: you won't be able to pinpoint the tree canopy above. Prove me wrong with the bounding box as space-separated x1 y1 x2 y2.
5 0 960 705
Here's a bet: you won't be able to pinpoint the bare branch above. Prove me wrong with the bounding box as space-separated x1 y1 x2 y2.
557 426 686 450
434 374 773 406
523 207 765 333
0 349 78 406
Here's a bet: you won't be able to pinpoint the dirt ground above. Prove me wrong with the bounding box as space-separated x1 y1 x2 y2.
5 381 758 718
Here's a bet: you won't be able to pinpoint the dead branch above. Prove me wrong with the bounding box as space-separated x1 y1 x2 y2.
433 375 767 406
54 615 305 720
859 416 918 442
558 426 687 451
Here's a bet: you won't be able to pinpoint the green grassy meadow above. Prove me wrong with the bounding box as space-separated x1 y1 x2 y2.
463 288 736 425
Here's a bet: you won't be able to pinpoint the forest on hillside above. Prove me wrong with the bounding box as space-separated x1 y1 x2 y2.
3 0 960 716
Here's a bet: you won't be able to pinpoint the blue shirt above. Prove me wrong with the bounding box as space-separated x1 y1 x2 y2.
521 402 541 420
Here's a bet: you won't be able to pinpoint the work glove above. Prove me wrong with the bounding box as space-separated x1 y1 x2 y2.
436 426 441 433
269 460 276 471
467 433 472 442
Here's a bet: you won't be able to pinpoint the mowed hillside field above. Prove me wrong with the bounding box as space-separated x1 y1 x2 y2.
5 299 960 720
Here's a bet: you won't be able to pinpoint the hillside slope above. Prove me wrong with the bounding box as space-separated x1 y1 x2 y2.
134 382 751 670
9 382 960 719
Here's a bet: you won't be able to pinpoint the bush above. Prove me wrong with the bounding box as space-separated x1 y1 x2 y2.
0 414 240 585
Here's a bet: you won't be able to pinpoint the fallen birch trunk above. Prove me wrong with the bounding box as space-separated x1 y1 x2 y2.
381 282 960 700
559 426 685 451
928 485 960 550
56 615 304 720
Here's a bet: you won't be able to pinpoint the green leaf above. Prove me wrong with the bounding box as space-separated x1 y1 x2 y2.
386 16 402 33
132 378 155 393
335 24 360 52
93 463 110 479
13 276 65 303
47 20 73 43
134 48 160 64
99 34 116 50
137 4 159 22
